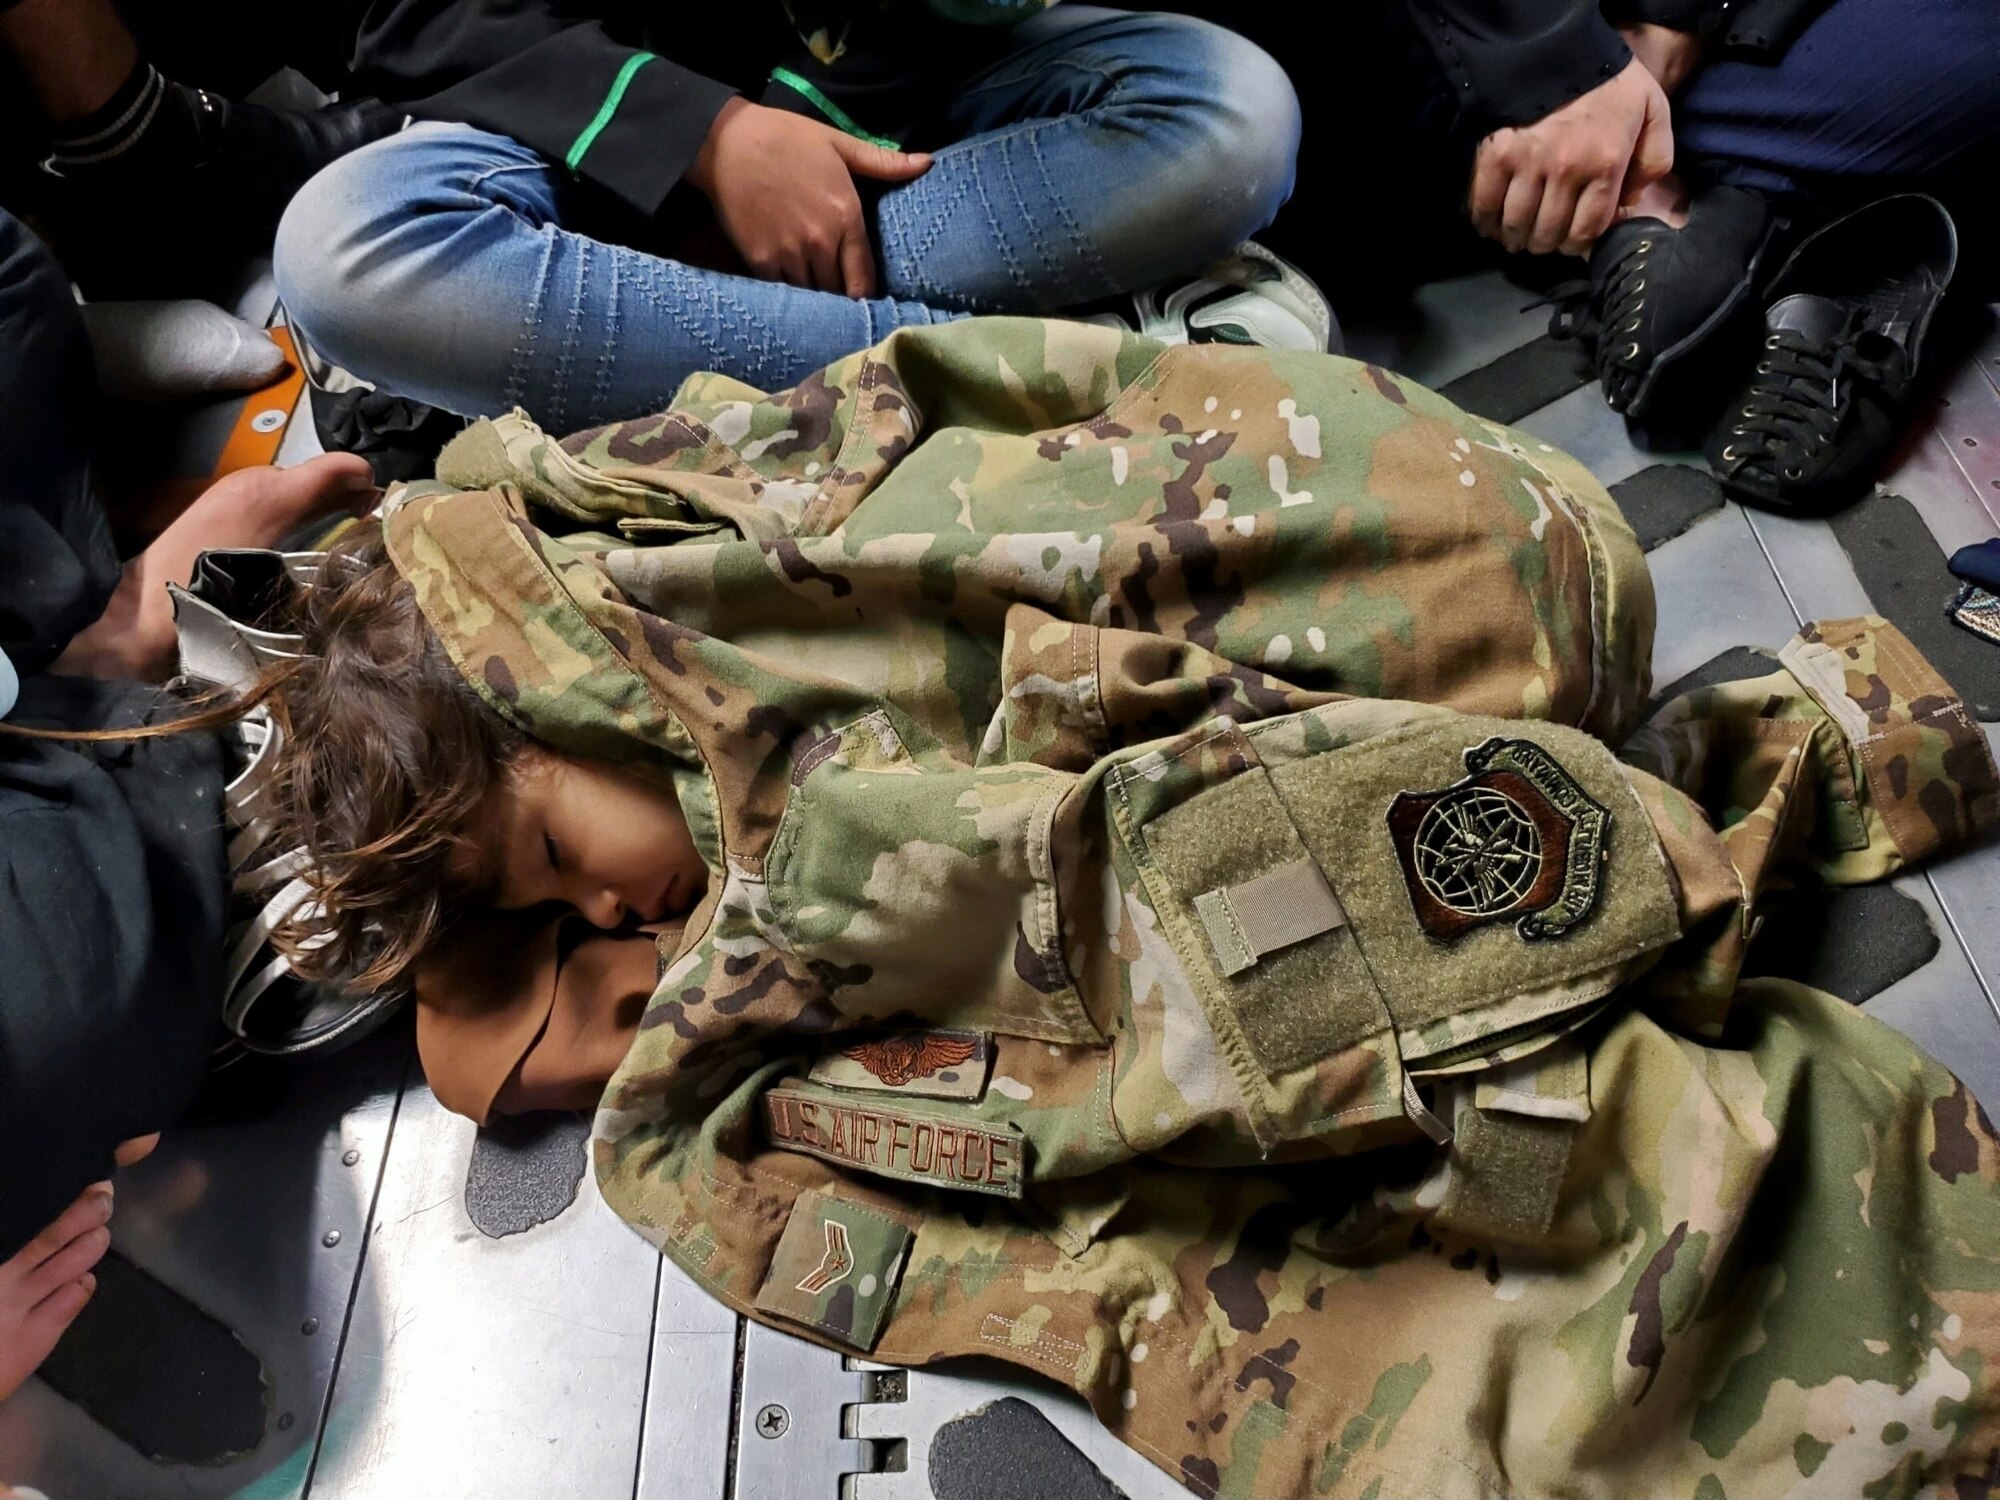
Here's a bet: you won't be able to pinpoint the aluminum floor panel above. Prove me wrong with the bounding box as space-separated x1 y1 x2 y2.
1342 268 1547 389
730 1322 871 1499
1864 877 2000 1113
0 1035 405 1498
634 1262 740 1500
304 1086 660 1500
852 1360 1189 1500
1641 504 1800 690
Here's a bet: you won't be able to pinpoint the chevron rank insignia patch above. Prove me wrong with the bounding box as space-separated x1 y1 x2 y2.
755 1190 912 1350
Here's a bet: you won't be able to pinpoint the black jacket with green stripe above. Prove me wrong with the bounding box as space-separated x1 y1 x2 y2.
338 0 1832 225
340 0 1041 222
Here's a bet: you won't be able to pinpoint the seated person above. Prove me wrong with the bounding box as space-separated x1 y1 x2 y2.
122 317 2000 1496
0 0 399 296
0 205 373 1402
263 0 1317 433
1191 0 1998 508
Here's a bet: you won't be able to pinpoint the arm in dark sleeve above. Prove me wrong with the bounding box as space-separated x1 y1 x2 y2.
1711 0 1832 55
1599 0 1829 53
0 678 228 1259
1404 0 1633 132
1601 0 1711 31
347 5 739 219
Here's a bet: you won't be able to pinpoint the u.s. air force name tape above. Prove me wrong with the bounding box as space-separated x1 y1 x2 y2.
762 1085 1026 1199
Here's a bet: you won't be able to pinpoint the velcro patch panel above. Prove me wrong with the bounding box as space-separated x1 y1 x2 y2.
1192 857 1348 976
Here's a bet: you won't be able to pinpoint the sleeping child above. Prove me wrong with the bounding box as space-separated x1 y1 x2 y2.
190 320 2000 1498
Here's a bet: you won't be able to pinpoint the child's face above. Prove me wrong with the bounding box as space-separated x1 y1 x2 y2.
475 750 707 930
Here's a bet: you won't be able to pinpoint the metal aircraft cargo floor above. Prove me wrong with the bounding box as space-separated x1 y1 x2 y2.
6 267 2000 1500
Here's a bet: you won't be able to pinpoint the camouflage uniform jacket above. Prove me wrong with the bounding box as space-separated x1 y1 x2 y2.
386 319 2000 1499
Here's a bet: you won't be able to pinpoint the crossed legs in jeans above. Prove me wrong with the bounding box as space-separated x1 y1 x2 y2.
272 7 1301 433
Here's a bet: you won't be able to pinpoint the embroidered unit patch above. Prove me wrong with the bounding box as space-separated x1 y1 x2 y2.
808 1028 992 1100
763 1086 1026 1198
1387 736 1610 942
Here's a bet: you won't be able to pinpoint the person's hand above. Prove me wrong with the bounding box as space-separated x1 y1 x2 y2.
1619 23 1703 95
0 1182 113 1403
1468 56 1674 258
688 98 933 298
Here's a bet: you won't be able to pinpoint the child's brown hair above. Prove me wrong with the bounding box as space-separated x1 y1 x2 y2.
1 523 524 992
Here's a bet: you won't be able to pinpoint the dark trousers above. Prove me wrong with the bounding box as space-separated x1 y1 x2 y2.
1676 0 2000 196
1167 0 2000 294
0 210 227 1258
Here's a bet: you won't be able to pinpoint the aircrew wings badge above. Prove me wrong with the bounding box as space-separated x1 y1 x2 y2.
844 1033 977 1087
808 1028 992 1100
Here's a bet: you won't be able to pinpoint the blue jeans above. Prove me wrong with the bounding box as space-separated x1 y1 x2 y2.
274 7 1299 430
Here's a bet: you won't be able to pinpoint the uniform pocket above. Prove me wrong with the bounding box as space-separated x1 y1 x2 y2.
768 712 1100 1045
1110 719 1408 1150
1141 761 1392 1079
1262 716 1681 1067
1113 709 1682 1154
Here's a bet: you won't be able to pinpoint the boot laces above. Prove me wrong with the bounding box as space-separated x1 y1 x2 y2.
1541 235 1654 365
1718 322 1895 480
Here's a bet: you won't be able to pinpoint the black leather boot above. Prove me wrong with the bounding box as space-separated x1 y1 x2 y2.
176 86 404 209
1550 184 1777 424
44 80 402 297
1708 194 1957 517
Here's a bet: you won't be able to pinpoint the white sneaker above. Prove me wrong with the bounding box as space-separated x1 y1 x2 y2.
1093 241 1340 354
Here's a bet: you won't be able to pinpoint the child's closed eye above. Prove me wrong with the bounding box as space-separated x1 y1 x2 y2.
544 833 562 871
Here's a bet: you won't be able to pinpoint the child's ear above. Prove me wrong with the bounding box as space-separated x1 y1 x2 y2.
511 743 567 783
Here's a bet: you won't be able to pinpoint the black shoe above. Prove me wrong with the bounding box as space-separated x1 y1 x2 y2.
1708 194 1957 517
177 87 404 209
1549 184 1777 422
45 88 402 298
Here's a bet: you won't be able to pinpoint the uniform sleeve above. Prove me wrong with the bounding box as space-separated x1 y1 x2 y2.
0 678 227 1258
347 4 738 219
1600 0 1712 33
1597 0 1833 53
1403 0 1634 132
1622 617 1999 896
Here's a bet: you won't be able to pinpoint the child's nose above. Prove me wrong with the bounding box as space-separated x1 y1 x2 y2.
581 888 627 929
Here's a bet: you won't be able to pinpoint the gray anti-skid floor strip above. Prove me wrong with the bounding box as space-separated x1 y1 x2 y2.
1743 884 1942 1005
927 1398 1128 1500
1829 491 2000 721
34 1250 269 1465
1437 333 1595 425
463 1111 591 1238
1644 645 1783 720
1609 465 1728 552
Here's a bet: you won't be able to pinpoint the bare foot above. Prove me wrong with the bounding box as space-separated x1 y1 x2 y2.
0 1184 113 1403
55 451 377 681
114 1132 161 1168
1620 171 1691 230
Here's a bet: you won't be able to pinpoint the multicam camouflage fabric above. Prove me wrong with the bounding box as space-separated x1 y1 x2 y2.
385 318 2000 1498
